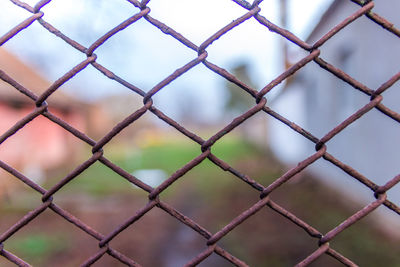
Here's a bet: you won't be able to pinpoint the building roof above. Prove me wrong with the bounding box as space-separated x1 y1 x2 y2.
306 0 343 43
0 47 82 111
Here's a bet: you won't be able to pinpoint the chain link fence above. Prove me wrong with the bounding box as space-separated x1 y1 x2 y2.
0 0 399 266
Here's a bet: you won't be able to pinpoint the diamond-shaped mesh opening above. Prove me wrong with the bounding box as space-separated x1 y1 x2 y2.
206 17 308 86
306 1 361 43
266 103 317 164
205 16 279 72
2 22 85 82
271 59 371 137
318 20 400 90
211 131 270 170
159 158 260 232
39 0 138 48
93 18 197 90
328 214 400 266
151 63 230 129
325 109 400 183
307 154 378 205
0 116 89 182
59 63 144 106
52 160 148 201
0 175 42 231
269 170 371 233
218 204 318 266
108 207 207 266
0 208 99 266
101 120 201 180
147 0 246 46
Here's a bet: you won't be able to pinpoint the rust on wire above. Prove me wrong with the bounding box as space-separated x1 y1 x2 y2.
0 0 399 266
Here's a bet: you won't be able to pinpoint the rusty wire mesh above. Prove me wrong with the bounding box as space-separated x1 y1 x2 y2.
0 0 400 266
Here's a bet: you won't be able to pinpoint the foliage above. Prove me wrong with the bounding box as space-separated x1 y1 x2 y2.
2 137 399 266
224 63 256 116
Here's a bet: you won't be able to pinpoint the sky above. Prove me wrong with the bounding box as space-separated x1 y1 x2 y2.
0 0 332 123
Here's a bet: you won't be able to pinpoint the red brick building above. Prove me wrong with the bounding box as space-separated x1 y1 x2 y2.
0 48 87 187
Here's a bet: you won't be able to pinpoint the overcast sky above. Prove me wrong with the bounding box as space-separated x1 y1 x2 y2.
0 0 332 122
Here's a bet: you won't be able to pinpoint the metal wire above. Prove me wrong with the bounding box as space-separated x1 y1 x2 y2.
0 0 399 266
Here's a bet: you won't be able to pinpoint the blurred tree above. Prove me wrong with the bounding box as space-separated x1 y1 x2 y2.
224 62 270 148
224 62 256 117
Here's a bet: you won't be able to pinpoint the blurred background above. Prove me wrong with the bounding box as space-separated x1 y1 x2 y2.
0 0 399 266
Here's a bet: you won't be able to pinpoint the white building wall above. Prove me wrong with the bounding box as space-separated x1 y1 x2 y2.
271 1 400 226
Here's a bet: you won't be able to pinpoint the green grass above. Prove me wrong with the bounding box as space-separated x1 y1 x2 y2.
53 136 261 196
5 233 70 266
3 136 400 266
